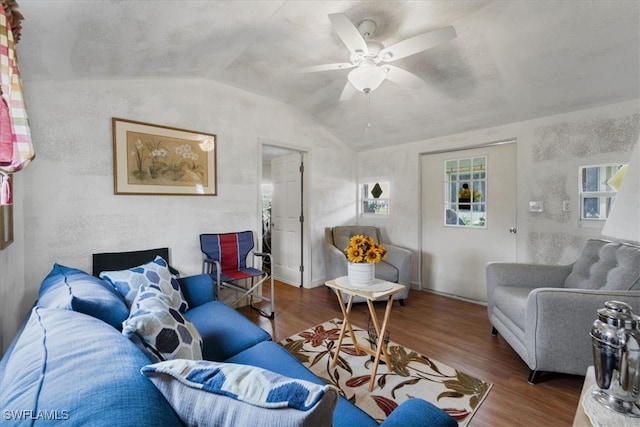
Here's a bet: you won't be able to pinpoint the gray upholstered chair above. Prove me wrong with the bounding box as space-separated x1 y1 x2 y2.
324 226 412 305
487 238 640 383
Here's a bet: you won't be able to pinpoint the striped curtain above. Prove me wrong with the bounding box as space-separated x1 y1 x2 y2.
0 0 32 205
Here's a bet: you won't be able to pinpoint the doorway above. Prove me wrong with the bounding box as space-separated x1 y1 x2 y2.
420 141 517 302
261 144 309 287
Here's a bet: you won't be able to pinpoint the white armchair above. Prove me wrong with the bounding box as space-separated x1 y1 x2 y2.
324 226 412 305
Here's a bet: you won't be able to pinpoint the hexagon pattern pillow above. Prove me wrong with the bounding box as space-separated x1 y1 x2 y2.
123 285 203 362
100 256 189 312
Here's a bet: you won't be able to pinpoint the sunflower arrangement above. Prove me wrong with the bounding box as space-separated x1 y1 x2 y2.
345 235 387 264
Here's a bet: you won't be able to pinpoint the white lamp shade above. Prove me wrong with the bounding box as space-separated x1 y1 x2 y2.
602 141 640 242
198 137 215 152
348 63 386 93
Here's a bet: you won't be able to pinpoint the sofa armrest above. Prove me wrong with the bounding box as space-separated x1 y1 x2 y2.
486 262 573 289
486 262 573 315
380 398 456 427
524 288 640 374
178 274 215 308
383 243 412 285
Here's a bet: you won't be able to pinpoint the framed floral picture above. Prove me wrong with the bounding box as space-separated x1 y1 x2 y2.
112 118 217 196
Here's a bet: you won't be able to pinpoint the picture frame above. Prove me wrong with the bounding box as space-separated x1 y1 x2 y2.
112 118 217 196
0 176 13 250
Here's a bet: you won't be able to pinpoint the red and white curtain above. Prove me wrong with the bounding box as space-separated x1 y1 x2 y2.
0 0 33 205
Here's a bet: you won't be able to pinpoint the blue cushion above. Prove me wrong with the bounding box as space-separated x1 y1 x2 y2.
178 274 215 308
225 341 378 427
37 263 129 329
184 301 271 361
0 307 181 426
381 398 457 427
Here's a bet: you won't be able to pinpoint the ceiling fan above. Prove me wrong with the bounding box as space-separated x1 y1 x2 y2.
299 13 456 101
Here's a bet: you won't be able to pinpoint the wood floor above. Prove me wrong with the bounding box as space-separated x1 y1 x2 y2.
237 281 584 427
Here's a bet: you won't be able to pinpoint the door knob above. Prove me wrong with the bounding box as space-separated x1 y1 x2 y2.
509 227 517 234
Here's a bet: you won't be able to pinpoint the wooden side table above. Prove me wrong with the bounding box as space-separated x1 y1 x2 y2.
325 277 406 391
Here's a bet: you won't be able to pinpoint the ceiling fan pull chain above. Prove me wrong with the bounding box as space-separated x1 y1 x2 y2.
366 91 372 131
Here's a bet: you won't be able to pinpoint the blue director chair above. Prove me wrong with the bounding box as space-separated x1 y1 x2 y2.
200 231 274 318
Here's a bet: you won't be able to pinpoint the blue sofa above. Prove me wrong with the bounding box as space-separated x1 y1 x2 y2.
0 264 455 426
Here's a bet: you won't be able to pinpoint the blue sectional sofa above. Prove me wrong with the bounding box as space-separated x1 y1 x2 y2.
0 262 455 426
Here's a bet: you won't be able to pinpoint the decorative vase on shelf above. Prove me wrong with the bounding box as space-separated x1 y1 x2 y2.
347 262 375 287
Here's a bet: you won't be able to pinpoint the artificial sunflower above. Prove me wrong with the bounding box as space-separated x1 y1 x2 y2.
344 235 386 264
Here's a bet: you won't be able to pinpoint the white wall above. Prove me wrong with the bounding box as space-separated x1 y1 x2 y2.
0 78 357 353
358 100 640 289
0 172 25 354
3 79 637 352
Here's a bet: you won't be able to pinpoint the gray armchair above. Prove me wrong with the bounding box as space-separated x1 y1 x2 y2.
487 238 640 383
324 226 412 305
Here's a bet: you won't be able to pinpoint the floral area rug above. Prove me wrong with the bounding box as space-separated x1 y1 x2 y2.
279 318 492 425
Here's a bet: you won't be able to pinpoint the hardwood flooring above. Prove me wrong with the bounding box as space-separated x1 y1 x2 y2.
237 281 584 427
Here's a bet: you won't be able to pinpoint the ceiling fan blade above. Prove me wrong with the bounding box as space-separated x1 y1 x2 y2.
339 82 357 101
328 13 368 55
379 26 456 62
383 65 426 89
297 63 355 73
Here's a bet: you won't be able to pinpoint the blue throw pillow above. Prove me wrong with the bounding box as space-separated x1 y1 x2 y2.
37 263 129 329
122 286 202 362
100 256 189 312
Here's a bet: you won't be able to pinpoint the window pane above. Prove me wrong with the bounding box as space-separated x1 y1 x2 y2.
444 156 487 228
361 181 390 215
579 163 624 220
582 196 614 220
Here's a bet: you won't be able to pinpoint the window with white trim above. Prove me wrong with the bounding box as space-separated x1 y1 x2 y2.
444 156 487 227
361 181 389 216
579 163 625 221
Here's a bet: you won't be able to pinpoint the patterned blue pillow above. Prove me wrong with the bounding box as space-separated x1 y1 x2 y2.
122 286 202 362
100 256 189 312
141 359 338 427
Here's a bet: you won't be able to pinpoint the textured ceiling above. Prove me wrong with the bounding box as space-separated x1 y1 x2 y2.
16 0 640 151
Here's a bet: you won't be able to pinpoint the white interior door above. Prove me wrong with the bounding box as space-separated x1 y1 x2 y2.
271 153 302 286
421 142 517 302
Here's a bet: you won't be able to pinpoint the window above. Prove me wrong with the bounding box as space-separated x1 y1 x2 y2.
361 181 389 216
579 163 625 221
444 156 487 228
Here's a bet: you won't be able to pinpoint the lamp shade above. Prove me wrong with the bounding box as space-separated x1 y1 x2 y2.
348 62 386 93
198 137 215 152
601 141 640 242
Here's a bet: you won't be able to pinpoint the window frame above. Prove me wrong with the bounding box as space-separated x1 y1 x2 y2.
578 163 625 222
443 156 487 228
360 181 390 217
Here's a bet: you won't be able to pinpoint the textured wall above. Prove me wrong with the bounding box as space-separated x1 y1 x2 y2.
357 100 640 293
0 173 25 354
0 78 355 347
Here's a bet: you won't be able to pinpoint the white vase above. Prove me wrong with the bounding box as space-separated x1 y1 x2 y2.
347 262 375 287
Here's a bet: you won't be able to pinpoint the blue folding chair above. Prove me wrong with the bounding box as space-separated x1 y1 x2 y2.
200 231 274 318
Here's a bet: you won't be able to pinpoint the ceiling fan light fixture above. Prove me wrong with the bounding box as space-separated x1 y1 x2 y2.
348 63 385 93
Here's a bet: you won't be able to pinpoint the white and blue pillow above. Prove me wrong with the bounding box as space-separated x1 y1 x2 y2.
141 359 338 427
100 256 189 312
122 286 202 362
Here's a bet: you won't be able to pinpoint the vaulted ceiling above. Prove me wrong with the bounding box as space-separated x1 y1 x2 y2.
16 1 640 151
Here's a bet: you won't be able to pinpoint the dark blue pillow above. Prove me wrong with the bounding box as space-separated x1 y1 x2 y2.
37 263 129 329
0 307 181 426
